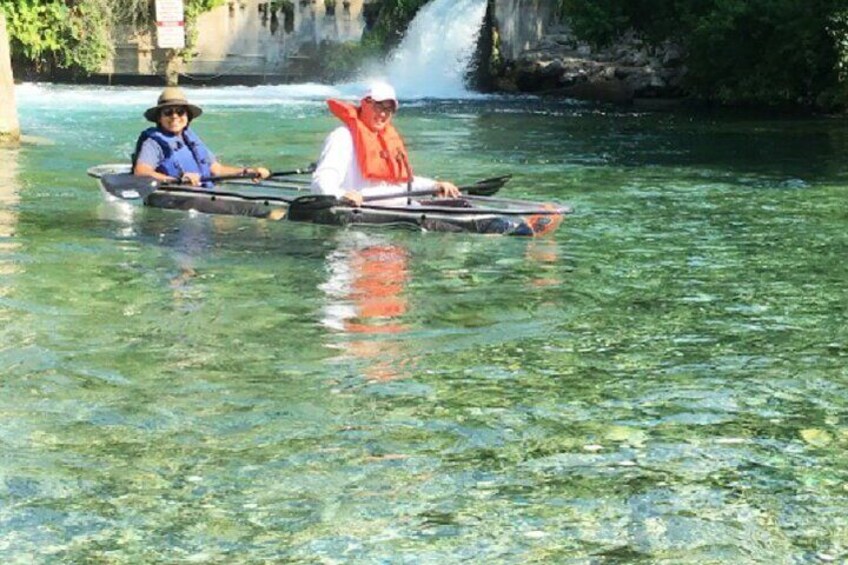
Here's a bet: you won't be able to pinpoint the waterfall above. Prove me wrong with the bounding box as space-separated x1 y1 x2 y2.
367 0 488 99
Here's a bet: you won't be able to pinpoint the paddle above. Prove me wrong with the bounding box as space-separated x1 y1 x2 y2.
99 173 161 200
99 166 317 200
460 175 512 196
100 172 512 203
255 174 511 193
287 175 514 217
203 163 317 183
270 164 316 178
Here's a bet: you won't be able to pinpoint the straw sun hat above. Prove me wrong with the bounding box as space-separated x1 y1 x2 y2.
144 86 203 122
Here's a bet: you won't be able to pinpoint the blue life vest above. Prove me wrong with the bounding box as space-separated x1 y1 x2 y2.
132 127 214 186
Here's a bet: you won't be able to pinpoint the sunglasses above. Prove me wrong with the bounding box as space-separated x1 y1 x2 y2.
161 107 188 118
368 99 397 114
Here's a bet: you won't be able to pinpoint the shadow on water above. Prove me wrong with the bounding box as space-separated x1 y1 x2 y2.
413 98 848 184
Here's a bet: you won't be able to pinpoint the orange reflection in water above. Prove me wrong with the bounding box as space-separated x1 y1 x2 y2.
343 244 409 334
525 238 561 288
321 239 412 381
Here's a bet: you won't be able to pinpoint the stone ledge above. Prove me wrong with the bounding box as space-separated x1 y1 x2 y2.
501 25 686 103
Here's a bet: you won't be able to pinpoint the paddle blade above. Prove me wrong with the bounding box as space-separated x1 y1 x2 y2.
461 174 512 196
100 173 160 200
286 194 341 221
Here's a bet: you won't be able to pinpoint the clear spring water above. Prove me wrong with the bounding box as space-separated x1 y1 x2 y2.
1 84 848 563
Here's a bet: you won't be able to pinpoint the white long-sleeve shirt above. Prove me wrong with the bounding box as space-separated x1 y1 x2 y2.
311 126 437 205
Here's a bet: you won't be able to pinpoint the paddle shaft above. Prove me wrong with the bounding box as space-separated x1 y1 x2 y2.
201 164 316 184
100 170 510 203
362 176 513 202
288 180 514 215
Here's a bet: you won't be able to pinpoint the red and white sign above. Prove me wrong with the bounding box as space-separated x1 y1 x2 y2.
155 0 185 49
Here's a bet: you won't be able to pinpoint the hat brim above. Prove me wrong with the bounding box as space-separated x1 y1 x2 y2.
361 95 399 109
144 102 203 122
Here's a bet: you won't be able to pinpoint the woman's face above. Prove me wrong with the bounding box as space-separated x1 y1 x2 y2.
157 106 189 134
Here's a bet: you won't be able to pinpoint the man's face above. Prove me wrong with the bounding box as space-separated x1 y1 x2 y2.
360 97 397 131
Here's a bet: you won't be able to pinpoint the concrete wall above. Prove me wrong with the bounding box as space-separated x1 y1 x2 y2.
492 0 554 61
102 0 371 80
0 13 20 143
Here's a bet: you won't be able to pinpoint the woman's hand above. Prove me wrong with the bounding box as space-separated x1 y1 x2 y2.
180 172 202 186
244 167 271 182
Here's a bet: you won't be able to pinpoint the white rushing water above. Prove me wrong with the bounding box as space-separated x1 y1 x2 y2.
15 0 489 112
370 0 488 99
14 82 339 113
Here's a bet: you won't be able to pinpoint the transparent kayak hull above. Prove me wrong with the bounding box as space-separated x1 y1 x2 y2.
88 164 569 236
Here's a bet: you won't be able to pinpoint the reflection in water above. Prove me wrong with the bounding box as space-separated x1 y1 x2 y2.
98 198 209 306
320 233 412 381
97 197 288 306
9 88 848 560
0 147 21 294
525 238 562 288
95 194 139 239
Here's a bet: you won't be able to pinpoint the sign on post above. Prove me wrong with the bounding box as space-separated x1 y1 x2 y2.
156 0 186 49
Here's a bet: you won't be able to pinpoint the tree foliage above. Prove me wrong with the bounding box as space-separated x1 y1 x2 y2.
558 0 848 108
0 0 225 75
305 0 430 82
0 0 112 73
363 0 430 50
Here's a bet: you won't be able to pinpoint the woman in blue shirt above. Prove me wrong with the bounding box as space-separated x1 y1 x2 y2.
133 87 270 187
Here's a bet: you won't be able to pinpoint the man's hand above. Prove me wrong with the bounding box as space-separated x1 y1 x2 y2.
341 190 364 207
435 181 461 198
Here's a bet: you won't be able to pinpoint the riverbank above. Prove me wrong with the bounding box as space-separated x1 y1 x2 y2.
4 0 844 112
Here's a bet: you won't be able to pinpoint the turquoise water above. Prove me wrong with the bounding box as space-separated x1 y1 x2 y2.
2 84 848 563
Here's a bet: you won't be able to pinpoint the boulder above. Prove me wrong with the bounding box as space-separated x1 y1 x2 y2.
499 25 686 103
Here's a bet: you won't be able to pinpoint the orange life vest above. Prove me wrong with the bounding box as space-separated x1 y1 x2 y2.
327 99 412 183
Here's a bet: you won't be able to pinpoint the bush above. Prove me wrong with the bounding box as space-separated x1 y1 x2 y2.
362 0 430 50
557 0 848 109
300 40 384 83
1 0 112 74
0 0 226 76
300 0 430 81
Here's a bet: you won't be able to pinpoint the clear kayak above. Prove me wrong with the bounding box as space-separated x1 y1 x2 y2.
87 164 571 237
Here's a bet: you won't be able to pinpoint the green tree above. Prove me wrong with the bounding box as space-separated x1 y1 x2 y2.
302 0 430 81
363 0 430 50
0 0 112 74
0 0 225 76
558 0 848 108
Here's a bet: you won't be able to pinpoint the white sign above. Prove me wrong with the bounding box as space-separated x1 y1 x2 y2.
156 0 185 49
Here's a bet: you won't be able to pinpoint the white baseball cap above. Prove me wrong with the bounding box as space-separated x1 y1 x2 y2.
362 81 399 108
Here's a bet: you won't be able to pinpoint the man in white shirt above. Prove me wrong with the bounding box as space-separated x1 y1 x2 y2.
311 82 460 206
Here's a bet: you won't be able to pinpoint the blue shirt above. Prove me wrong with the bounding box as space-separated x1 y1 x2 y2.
136 138 217 170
